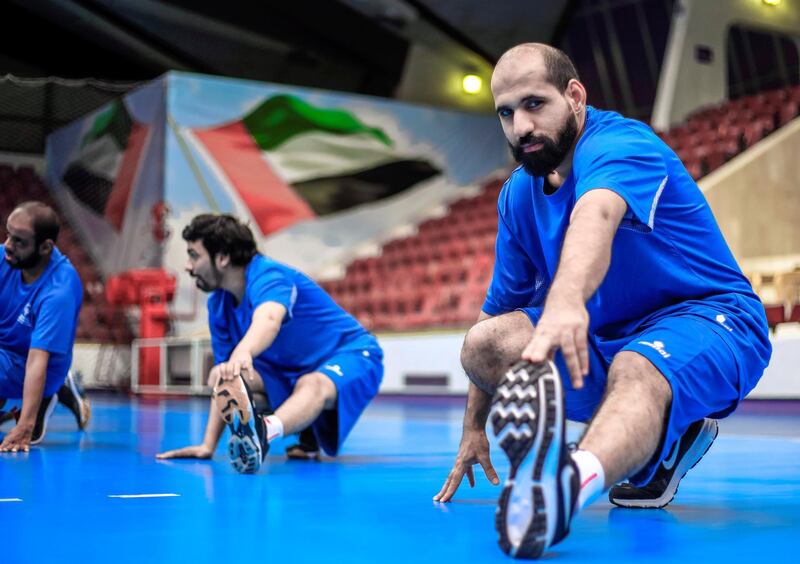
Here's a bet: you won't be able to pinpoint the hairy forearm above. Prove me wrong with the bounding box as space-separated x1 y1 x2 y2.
547 193 623 307
463 382 493 432
19 351 49 427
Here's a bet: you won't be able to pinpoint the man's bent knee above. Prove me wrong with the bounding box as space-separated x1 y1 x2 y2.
608 351 672 405
460 311 533 392
296 372 338 410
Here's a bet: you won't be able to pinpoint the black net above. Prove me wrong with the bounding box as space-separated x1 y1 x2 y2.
0 75 141 154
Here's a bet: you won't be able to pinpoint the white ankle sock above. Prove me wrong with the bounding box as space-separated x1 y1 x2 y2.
263 415 284 442
572 449 606 512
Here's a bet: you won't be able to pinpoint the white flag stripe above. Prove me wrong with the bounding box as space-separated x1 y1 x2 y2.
265 130 400 184
0 498 23 502
75 135 124 180
108 493 180 499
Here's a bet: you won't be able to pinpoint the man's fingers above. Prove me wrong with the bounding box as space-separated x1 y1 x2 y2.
525 328 557 363
443 473 463 501
575 332 590 376
466 465 475 488
220 363 234 381
560 337 582 388
433 475 453 501
437 469 466 502
480 457 500 485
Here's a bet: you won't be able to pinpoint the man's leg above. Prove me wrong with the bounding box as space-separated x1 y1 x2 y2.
238 368 336 441
214 346 381 472
56 371 91 430
578 351 672 487
272 372 336 434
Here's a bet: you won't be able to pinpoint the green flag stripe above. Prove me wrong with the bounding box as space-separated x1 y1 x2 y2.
242 94 392 151
82 100 132 149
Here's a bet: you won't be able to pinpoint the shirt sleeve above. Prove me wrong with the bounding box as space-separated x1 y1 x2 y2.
573 128 668 232
482 204 544 316
30 289 78 355
246 266 297 319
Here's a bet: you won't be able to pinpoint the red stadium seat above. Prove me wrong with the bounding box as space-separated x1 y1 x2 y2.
763 304 786 329
788 303 800 324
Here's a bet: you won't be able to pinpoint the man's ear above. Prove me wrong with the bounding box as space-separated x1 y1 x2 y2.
565 79 586 114
215 252 231 270
39 239 54 256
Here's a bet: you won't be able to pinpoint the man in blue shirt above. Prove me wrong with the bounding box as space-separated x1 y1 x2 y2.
433 44 771 559
157 214 383 473
0 201 90 453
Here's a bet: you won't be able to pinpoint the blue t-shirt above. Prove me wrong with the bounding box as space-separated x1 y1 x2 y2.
484 106 770 357
0 246 83 381
208 254 378 380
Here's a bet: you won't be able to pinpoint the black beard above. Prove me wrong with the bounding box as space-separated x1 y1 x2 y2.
7 248 41 270
511 113 578 177
192 261 223 293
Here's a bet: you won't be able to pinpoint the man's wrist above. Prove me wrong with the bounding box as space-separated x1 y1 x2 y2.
14 420 34 432
546 283 585 310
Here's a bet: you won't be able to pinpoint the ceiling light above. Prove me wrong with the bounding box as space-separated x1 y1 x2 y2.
462 74 482 95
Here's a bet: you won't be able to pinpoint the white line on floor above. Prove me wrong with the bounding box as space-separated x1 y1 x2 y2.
0 498 23 502
108 493 180 499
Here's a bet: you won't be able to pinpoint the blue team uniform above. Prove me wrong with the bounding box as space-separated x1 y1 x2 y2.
207 254 383 456
0 246 83 399
484 106 772 485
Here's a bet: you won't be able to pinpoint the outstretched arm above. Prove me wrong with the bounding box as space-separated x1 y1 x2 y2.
434 310 500 502
0 348 49 453
157 366 226 459
522 189 626 387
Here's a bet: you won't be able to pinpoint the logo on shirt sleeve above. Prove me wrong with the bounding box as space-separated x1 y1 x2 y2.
715 314 734 332
324 364 344 377
16 303 32 327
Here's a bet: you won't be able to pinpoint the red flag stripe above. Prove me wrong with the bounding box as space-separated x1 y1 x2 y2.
105 123 149 231
193 122 314 236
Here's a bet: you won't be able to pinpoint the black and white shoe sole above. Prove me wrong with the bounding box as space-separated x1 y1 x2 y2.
491 360 565 560
214 376 263 474
609 418 719 509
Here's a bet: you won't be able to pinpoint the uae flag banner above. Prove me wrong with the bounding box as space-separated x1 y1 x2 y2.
190 94 440 229
61 101 149 231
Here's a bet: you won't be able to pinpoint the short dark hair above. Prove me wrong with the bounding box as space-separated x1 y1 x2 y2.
541 46 580 91
499 43 580 92
16 201 60 245
182 214 258 266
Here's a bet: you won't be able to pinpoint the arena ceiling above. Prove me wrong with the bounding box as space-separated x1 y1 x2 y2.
2 0 573 96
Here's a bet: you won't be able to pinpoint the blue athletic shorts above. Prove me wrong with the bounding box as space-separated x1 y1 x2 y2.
253 343 384 456
521 302 770 486
0 348 68 399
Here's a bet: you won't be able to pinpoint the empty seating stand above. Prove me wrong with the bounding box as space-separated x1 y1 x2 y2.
0 163 134 345
320 180 502 332
658 85 800 179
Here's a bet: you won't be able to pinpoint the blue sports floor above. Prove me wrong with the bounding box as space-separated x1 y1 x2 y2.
1 395 799 564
